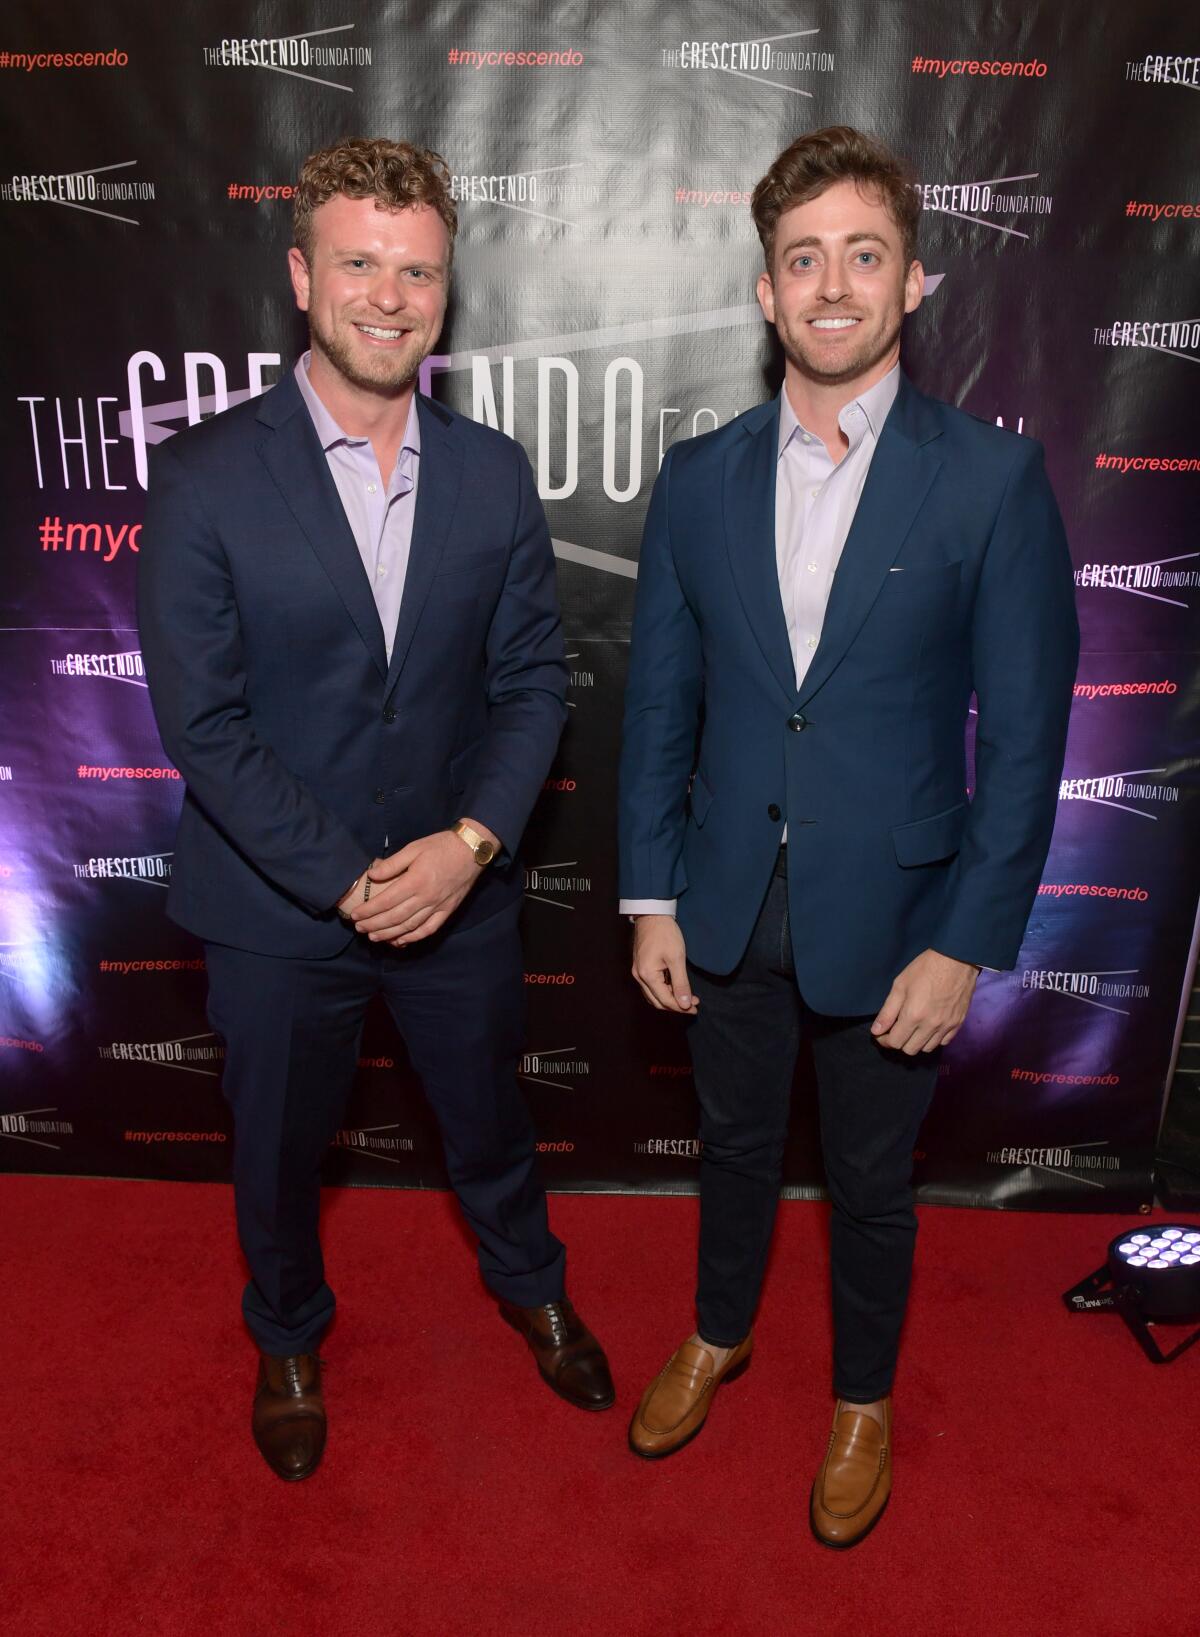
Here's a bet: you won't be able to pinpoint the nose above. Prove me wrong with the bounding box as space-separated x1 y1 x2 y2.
369 270 407 314
816 263 846 303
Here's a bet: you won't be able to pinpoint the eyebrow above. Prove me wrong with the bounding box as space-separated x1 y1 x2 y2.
329 246 445 270
779 231 890 256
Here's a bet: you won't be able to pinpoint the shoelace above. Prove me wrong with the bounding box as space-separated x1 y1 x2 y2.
281 1354 323 1395
542 1303 570 1346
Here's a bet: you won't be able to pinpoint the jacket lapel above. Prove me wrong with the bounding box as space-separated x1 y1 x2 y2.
797 376 943 708
255 373 387 679
723 399 798 709
383 395 464 700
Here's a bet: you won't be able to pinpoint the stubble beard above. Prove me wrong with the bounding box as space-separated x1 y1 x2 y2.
308 309 429 397
777 305 904 389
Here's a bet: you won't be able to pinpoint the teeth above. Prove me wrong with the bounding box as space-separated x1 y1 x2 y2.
356 324 406 339
810 318 859 329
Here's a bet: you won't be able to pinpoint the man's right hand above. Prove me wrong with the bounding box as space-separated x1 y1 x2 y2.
631 915 699 1015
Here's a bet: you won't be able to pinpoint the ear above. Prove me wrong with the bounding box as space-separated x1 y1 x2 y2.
287 246 311 313
904 258 925 316
756 268 776 326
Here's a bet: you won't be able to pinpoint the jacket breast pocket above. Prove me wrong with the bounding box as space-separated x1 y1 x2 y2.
436 548 508 579
882 559 962 599
426 578 482 610
892 800 967 867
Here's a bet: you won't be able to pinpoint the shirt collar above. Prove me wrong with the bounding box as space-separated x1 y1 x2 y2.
294 350 421 460
778 363 900 459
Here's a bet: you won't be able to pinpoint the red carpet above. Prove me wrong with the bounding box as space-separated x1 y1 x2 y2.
4 1176 1198 1636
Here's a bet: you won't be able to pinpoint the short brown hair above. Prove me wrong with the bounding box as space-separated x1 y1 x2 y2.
293 136 458 264
751 126 920 270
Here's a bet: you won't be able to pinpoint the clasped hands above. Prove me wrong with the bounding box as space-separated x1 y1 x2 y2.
337 822 496 947
632 915 979 1054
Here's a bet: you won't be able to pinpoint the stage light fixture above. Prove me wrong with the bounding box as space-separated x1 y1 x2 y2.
1063 1223 1200 1363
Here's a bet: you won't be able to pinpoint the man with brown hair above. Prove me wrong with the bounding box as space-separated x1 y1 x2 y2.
139 137 614 1482
619 127 1077 1544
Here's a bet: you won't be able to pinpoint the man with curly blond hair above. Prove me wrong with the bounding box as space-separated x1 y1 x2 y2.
139 137 614 1482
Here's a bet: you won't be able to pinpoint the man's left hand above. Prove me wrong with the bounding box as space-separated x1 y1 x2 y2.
350 823 495 946
870 948 980 1055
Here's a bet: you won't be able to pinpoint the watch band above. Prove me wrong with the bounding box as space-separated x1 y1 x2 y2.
336 872 371 921
452 820 497 867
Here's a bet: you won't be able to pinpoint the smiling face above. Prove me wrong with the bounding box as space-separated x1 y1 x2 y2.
287 193 450 397
756 178 923 391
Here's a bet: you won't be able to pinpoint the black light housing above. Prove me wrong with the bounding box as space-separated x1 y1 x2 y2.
1064 1224 1200 1363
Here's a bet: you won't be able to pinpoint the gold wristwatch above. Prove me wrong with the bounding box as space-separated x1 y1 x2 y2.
452 820 497 867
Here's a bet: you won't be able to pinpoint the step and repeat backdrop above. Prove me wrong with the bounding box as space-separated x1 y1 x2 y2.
3 2 1198 1210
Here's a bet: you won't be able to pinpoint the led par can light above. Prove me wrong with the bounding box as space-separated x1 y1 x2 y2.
1064 1223 1200 1363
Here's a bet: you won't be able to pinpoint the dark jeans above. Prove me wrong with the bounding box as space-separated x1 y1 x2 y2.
205 901 565 1356
686 851 938 1403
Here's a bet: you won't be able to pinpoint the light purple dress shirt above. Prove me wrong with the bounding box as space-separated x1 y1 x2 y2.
294 352 420 663
620 366 901 916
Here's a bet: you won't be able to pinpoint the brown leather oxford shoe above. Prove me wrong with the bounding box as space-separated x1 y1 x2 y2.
628 1333 753 1460
251 1353 326 1482
810 1397 892 1548
499 1297 616 1410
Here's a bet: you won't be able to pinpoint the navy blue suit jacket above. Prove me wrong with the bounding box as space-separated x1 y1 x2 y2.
138 370 567 958
618 375 1079 1015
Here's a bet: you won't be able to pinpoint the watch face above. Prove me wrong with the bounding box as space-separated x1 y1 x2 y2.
476 840 497 865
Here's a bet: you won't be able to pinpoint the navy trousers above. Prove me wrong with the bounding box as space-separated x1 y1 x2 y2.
205 900 565 1355
686 851 939 1403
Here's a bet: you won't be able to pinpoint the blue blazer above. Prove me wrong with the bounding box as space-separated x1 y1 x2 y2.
618 375 1079 1015
138 370 567 958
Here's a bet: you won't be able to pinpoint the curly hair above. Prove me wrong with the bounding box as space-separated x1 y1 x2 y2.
293 136 458 264
751 126 920 270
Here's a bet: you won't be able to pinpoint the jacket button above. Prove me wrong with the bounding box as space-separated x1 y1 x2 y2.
382 707 396 723
787 712 808 732
767 803 781 822
373 788 385 805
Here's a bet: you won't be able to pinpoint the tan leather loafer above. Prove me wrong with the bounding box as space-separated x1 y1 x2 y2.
810 1397 892 1548
628 1333 753 1460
